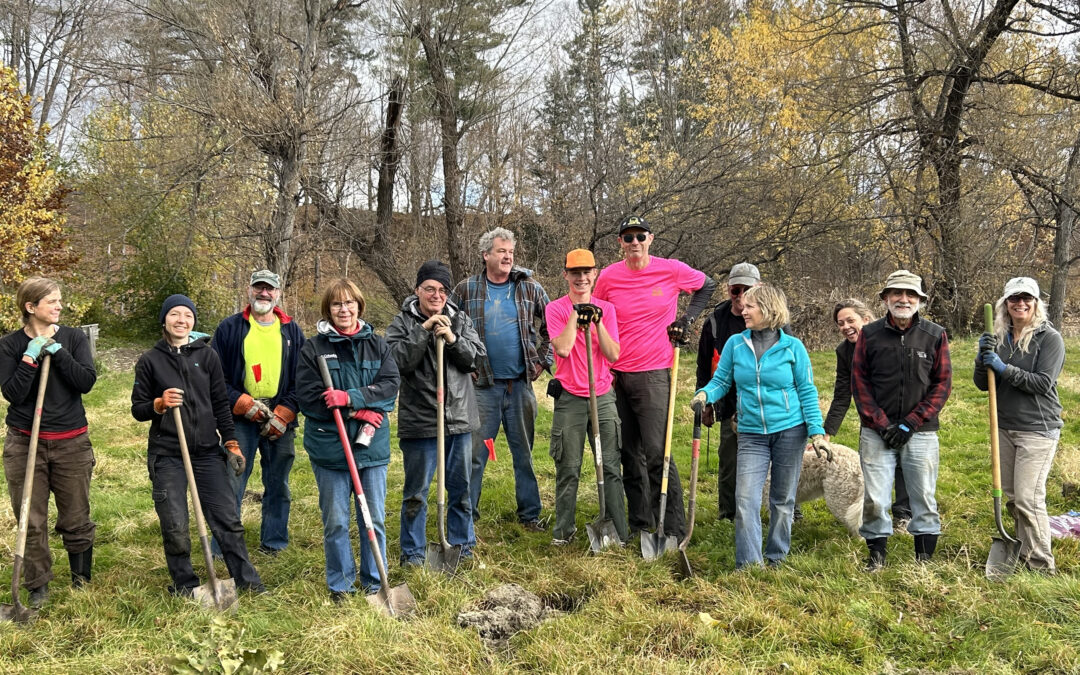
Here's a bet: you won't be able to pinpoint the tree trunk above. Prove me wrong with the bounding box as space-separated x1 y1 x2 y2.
1049 129 1080 327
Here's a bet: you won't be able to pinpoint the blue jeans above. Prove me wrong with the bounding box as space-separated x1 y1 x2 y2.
470 378 542 523
310 461 388 594
858 427 940 540
734 424 806 568
400 433 474 563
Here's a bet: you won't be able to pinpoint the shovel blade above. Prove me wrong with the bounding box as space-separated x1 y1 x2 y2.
986 537 1021 582
0 602 38 623
640 532 679 561
675 549 694 579
586 519 621 554
367 583 418 618
425 542 461 575
192 578 238 613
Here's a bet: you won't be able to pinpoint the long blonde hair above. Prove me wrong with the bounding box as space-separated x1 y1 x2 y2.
993 295 1046 354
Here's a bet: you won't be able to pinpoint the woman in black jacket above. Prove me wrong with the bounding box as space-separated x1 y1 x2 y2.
131 295 264 596
1 277 97 609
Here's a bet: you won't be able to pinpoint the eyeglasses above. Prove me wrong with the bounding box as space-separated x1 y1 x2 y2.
621 233 648 243
1006 294 1035 304
419 285 448 297
330 300 358 310
729 286 749 297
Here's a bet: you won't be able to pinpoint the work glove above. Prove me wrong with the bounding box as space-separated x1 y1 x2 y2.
233 393 271 423
701 403 715 428
154 388 184 414
323 388 350 409
978 332 998 354
352 409 384 427
260 405 296 440
809 434 833 462
23 336 55 362
224 440 246 476
981 350 1007 376
667 316 691 344
574 303 603 329
881 422 914 449
44 341 63 356
690 391 708 415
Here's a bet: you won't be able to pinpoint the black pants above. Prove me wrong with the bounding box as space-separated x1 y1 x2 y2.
893 465 911 519
715 417 738 520
148 452 262 592
613 369 686 539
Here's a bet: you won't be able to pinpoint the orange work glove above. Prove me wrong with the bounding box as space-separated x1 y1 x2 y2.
233 393 271 423
154 388 184 414
260 405 297 440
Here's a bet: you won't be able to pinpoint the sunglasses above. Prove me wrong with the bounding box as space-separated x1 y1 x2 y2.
1006 294 1035 304
621 233 648 243
729 286 749 297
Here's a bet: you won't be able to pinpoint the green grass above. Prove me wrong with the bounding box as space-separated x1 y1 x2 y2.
2 338 1079 673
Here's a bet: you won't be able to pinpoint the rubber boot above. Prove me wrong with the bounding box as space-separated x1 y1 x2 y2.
70 547 93 587
864 537 887 572
28 585 49 609
914 534 938 563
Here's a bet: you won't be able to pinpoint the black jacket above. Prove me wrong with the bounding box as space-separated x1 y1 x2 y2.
823 339 856 437
696 300 746 420
0 325 97 432
131 337 236 455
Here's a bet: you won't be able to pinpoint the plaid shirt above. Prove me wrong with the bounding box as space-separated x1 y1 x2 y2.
451 267 552 388
851 312 952 432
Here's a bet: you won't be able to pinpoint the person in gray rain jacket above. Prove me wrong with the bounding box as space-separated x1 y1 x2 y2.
386 261 485 565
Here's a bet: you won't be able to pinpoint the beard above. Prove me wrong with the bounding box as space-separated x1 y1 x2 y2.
251 299 275 314
888 302 918 320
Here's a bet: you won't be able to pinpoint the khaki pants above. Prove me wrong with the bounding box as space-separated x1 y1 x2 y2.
1000 429 1058 571
3 428 96 590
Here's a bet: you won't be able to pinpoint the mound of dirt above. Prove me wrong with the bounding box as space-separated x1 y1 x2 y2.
456 584 560 648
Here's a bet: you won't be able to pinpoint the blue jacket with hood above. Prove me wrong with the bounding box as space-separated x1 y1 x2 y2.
697 329 824 437
296 319 399 471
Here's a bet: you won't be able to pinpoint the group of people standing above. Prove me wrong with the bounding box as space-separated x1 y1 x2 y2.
1 221 1064 609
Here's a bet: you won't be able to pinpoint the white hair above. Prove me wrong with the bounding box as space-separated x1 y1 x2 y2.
478 227 516 256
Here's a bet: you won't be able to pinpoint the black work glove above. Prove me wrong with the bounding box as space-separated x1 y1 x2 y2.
881 423 914 449
574 303 603 329
667 315 690 344
701 403 715 428
978 332 997 355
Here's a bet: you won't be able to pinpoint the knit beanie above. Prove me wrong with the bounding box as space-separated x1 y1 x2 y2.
415 260 453 293
159 294 198 325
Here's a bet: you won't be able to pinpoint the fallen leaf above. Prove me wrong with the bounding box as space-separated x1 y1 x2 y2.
699 612 721 627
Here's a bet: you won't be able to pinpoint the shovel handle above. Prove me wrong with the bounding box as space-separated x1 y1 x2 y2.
435 337 450 549
984 304 1003 496
584 325 607 518
680 410 701 551
9 355 50 611
173 405 223 606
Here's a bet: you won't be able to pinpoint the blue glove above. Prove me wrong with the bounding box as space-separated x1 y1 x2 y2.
188 331 210 343
981 350 1007 376
44 341 62 355
978 332 997 354
23 336 51 362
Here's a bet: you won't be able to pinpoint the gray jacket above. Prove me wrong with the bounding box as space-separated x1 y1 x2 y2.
386 295 485 439
974 322 1064 434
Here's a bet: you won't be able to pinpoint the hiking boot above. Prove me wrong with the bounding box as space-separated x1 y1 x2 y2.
330 590 355 605
864 537 887 572
28 585 49 608
551 528 576 546
169 585 196 598
69 547 93 587
765 558 782 569
522 519 547 533
893 518 911 535
257 545 281 557
914 534 938 562
793 505 804 522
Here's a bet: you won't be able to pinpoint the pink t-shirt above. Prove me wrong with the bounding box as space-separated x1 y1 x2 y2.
592 256 706 373
546 295 619 398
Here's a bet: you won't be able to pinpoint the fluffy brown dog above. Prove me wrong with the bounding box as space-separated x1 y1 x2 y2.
765 442 864 536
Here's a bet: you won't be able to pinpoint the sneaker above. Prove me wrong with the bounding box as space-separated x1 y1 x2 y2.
793 505 804 522
257 545 281 557
765 558 782 569
551 537 573 547
864 551 886 572
168 585 196 598
330 590 355 605
28 586 48 609
522 519 547 533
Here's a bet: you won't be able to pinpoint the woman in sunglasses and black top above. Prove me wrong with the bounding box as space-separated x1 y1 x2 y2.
974 277 1064 575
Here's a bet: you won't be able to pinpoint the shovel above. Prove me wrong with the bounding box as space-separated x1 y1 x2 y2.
983 304 1021 581
426 337 461 574
676 409 702 579
173 406 238 612
583 325 620 553
318 355 416 617
1 354 51 623
641 346 681 561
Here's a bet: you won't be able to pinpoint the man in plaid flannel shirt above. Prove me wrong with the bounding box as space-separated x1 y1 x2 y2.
452 228 552 532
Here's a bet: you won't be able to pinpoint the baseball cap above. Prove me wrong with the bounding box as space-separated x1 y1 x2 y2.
250 269 282 288
728 262 761 287
565 249 596 269
1002 277 1040 299
617 215 650 234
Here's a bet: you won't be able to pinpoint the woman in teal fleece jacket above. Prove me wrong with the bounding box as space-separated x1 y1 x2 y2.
692 284 829 568
296 278 399 602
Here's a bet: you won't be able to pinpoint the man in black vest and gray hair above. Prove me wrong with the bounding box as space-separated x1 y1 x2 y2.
851 270 952 570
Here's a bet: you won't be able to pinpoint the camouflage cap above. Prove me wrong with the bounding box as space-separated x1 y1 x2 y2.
250 269 282 288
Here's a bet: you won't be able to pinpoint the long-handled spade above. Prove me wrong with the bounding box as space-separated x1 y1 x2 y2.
426 337 461 574
1 354 51 623
173 406 238 613
641 346 681 561
318 355 416 617
583 324 620 553
984 304 1021 581
676 409 702 579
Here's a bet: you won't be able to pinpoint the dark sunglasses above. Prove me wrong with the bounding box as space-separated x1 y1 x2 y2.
729 286 750 297
621 233 648 243
1006 294 1035 304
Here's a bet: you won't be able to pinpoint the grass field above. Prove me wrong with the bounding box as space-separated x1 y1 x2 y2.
1 337 1079 673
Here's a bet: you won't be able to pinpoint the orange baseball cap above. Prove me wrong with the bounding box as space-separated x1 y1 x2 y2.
565 249 596 270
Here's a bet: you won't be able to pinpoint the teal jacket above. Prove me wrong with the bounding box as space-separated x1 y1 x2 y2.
697 329 824 436
297 320 399 471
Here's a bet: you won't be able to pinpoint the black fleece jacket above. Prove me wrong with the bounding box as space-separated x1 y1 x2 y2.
0 325 96 432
